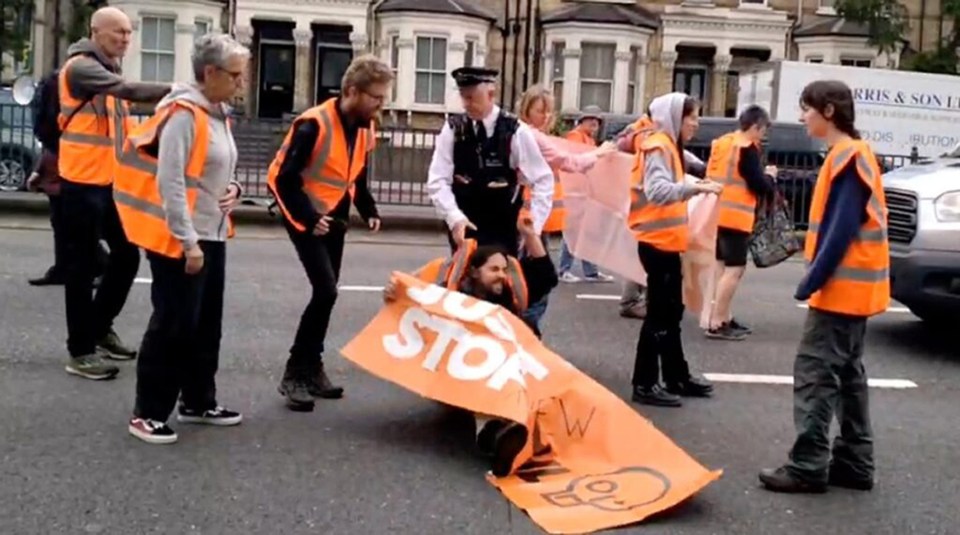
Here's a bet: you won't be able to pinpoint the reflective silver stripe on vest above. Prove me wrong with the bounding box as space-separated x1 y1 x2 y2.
113 100 126 159
807 222 886 242
630 215 688 232
505 258 528 311
808 145 889 242
804 261 890 283
113 189 166 220
60 131 112 147
118 150 201 187
719 199 754 215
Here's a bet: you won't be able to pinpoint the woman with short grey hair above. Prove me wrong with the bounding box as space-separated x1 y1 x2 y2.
127 32 250 444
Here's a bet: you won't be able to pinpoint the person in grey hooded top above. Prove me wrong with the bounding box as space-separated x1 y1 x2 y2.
629 92 723 408
128 33 248 445
58 7 173 382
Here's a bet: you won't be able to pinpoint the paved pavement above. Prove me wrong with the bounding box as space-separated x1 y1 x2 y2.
1 219 958 535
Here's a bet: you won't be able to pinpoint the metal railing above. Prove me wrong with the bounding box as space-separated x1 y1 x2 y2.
0 103 921 226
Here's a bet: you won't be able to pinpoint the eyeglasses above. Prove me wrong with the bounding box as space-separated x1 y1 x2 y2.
217 67 244 81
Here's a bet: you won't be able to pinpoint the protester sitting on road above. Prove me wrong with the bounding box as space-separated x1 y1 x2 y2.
382 215 559 476
515 85 617 334
117 33 248 444
759 80 889 493
615 112 707 320
627 92 722 408
704 105 779 341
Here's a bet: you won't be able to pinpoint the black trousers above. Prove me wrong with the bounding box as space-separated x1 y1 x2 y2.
786 308 873 483
61 181 140 357
631 242 691 388
134 241 226 421
47 193 67 273
284 220 346 370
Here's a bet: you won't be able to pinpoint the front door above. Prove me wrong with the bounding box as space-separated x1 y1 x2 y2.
315 46 352 104
258 43 295 119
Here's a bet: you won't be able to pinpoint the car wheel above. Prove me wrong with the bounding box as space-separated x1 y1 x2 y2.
0 147 32 192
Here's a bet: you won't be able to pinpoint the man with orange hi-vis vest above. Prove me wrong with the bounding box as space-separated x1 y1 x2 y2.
58 7 172 381
114 34 248 445
760 80 889 494
704 105 778 341
266 55 393 412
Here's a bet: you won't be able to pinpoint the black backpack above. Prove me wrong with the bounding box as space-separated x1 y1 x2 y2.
31 68 89 152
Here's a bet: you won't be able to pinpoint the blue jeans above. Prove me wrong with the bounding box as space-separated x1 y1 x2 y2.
520 233 552 337
558 239 599 277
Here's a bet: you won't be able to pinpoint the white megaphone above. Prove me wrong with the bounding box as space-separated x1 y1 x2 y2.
12 75 37 105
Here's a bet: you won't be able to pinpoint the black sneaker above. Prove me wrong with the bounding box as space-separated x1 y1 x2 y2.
307 363 344 399
491 422 528 477
705 323 747 341
97 329 138 360
666 376 715 397
129 418 178 444
177 405 243 426
631 384 682 407
729 318 752 334
28 267 65 286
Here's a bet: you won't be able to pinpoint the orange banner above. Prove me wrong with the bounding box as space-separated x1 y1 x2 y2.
341 272 722 534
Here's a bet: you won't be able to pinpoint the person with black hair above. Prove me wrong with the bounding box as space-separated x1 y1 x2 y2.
759 80 890 494
382 215 559 475
626 92 723 408
704 105 779 340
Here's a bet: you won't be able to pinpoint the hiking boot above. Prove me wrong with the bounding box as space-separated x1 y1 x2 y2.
491 421 528 477
705 323 747 341
729 318 752 334
307 363 344 399
666 376 715 398
97 329 138 360
759 467 828 494
278 365 315 412
65 353 119 380
631 384 682 407
177 405 243 426
828 463 874 491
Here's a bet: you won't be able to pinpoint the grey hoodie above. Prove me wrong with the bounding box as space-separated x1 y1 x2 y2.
65 39 170 104
643 92 697 205
155 84 240 249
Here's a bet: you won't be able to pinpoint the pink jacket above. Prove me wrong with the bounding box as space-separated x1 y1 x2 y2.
531 128 598 174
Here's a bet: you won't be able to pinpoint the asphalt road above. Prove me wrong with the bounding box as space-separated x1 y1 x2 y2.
1 220 958 535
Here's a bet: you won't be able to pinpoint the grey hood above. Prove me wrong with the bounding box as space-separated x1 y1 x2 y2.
66 38 121 73
648 92 688 143
157 83 231 121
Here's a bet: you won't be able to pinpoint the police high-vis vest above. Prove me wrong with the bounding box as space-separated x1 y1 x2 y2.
266 98 376 232
57 55 134 186
413 239 530 313
113 100 235 258
707 130 759 232
628 131 688 252
804 138 890 317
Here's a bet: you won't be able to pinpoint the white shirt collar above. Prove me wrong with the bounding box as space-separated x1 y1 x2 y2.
472 105 500 135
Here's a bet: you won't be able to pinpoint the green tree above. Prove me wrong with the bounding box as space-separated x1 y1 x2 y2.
0 0 35 77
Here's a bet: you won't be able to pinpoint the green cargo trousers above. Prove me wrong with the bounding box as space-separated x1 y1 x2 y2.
786 307 874 483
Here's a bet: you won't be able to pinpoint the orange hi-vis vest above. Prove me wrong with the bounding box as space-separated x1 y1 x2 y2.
629 115 656 154
266 98 376 232
805 138 890 317
628 131 688 252
113 100 235 258
413 239 530 312
520 161 565 232
707 130 759 232
57 54 134 186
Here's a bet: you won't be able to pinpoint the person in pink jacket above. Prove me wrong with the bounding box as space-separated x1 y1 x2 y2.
516 84 616 332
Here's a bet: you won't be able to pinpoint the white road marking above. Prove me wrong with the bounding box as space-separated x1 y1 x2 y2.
134 277 152 284
704 373 918 389
576 294 621 301
339 285 384 292
796 303 910 314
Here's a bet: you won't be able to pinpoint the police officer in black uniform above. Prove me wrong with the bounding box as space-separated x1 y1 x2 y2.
426 67 555 256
